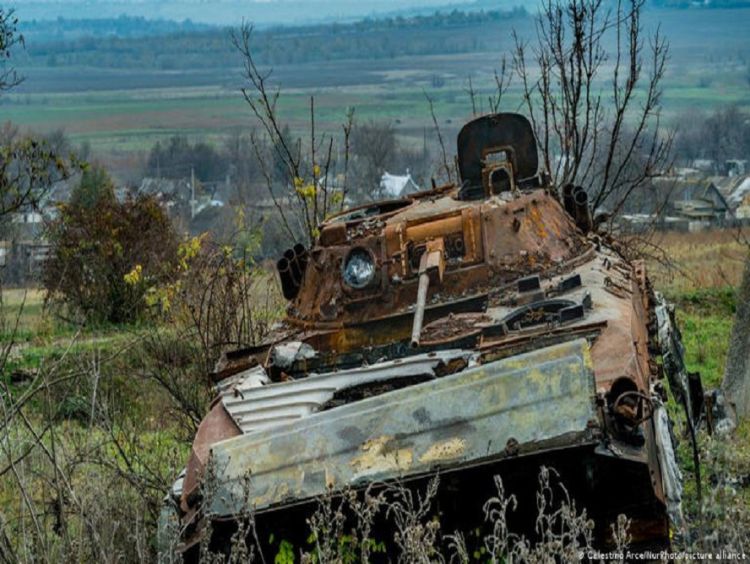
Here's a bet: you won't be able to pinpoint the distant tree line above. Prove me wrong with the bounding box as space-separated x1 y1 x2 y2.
21 8 528 71
147 136 228 182
145 122 436 202
674 105 750 170
19 15 211 44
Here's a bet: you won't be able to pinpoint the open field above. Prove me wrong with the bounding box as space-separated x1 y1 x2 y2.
649 229 750 294
3 63 748 164
1 288 46 334
1 7 749 165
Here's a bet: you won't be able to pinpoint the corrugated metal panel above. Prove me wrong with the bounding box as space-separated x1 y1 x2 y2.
209 339 596 517
220 350 475 434
216 365 269 397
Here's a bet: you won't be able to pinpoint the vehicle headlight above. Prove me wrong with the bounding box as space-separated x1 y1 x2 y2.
343 248 375 289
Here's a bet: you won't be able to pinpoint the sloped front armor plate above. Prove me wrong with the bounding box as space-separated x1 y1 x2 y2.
209 338 597 516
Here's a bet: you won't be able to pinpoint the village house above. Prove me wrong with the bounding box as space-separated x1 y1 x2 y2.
379 171 420 199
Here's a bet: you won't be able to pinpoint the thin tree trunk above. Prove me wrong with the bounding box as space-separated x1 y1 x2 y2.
722 254 750 422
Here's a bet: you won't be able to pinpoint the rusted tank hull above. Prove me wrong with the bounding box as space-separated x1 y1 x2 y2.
208 339 597 516
163 113 688 559
169 339 670 558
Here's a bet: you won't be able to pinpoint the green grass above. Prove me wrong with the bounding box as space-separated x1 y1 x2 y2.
666 286 736 389
0 289 148 388
677 311 733 389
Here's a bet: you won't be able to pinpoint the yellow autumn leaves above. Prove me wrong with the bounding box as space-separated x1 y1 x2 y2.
294 164 323 200
123 264 143 286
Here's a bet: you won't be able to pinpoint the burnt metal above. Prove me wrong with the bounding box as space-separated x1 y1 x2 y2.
582 291 593 309
293 243 309 282
518 275 541 293
558 273 583 293
457 113 539 199
562 183 576 217
445 233 466 260
573 186 593 233
208 340 596 517
276 244 309 300
559 304 585 324
162 112 694 558
502 299 577 330
411 272 430 347
276 257 297 300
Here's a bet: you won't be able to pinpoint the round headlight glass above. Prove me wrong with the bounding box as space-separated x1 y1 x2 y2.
343 248 375 289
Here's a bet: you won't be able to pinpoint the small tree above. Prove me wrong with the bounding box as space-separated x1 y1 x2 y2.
43 166 179 324
0 8 23 94
507 0 672 217
69 164 115 209
1 8 68 231
351 120 397 200
232 24 354 246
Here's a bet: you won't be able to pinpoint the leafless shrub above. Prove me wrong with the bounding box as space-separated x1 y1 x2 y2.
348 486 388 564
165 232 282 371
386 476 442 564
180 463 266 564
301 485 386 564
139 331 213 437
480 474 523 561
232 23 354 247
0 357 169 563
298 467 626 564
303 487 348 563
506 0 672 219
140 230 283 436
611 514 632 557
424 91 453 185
448 468 605 564
679 433 750 555
0 289 186 564
528 466 595 561
0 8 24 94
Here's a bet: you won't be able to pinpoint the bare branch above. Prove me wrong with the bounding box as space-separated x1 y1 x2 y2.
424 90 453 184
510 0 671 222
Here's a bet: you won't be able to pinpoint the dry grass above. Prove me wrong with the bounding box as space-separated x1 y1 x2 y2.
0 289 47 335
191 468 630 564
646 228 749 295
640 227 748 388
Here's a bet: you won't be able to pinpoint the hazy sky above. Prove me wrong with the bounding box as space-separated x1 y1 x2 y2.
10 0 533 26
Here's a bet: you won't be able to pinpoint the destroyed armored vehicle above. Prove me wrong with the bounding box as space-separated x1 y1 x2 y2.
162 113 700 558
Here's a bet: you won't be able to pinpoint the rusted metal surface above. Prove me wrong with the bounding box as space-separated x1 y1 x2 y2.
164 112 691 556
180 401 242 511
208 339 596 517
288 183 587 330
456 113 540 194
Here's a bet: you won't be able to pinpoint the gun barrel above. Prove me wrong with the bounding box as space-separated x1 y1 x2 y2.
410 271 431 348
